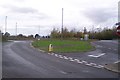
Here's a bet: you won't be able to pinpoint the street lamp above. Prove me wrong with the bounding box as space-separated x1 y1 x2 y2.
5 16 7 33
61 8 64 40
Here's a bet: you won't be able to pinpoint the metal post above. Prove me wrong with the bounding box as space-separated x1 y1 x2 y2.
38 26 40 35
5 16 7 33
118 1 120 22
61 8 63 40
16 22 17 36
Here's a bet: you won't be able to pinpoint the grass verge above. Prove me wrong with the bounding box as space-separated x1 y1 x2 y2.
32 39 95 53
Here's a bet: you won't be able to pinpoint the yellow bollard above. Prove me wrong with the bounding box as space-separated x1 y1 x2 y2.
48 44 53 52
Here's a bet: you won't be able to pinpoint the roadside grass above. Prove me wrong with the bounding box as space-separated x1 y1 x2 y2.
32 39 95 53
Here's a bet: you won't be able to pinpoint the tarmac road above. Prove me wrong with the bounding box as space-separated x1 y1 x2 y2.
63 40 119 65
2 40 118 78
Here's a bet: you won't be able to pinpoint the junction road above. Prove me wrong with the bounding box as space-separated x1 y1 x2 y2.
2 40 118 78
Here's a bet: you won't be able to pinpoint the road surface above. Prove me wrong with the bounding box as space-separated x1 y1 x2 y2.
2 40 118 78
63 40 119 65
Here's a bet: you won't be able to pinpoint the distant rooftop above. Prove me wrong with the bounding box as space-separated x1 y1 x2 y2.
116 22 120 26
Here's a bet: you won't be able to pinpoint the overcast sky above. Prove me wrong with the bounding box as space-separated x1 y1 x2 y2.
0 0 119 36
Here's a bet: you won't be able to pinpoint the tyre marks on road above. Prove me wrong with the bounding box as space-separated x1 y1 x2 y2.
48 52 104 69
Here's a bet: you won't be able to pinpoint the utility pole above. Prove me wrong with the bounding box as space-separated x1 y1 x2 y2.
16 22 17 36
38 26 40 35
61 8 64 40
38 26 40 39
5 16 7 33
118 1 120 22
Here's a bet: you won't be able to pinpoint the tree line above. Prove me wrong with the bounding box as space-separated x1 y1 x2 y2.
0 26 118 41
0 30 50 41
50 26 118 40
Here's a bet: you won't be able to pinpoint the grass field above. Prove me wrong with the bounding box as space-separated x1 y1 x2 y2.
32 39 94 53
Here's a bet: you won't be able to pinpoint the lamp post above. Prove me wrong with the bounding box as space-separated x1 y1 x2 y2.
16 22 17 36
5 16 7 33
61 8 64 40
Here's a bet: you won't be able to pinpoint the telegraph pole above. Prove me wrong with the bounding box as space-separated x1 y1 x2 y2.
118 1 120 43
61 8 64 40
5 16 7 33
16 22 17 36
38 26 40 35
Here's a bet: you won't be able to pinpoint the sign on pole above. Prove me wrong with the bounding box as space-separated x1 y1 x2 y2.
116 26 120 36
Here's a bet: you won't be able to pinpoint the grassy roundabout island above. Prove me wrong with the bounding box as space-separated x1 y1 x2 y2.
32 39 95 53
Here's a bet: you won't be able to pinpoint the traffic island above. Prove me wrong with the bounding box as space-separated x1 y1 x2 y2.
32 39 94 53
104 62 120 73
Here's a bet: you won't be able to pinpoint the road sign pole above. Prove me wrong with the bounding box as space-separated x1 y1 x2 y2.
116 25 120 36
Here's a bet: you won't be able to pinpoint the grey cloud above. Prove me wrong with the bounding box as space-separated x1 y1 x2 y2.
83 7 117 24
2 5 39 14
12 0 26 2
12 7 38 14
1 5 49 19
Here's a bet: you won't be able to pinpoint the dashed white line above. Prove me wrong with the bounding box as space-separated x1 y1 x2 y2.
114 49 117 51
38 49 45 53
55 54 58 57
109 48 111 49
97 65 104 68
94 65 104 68
30 42 104 69
81 60 88 64
96 45 102 47
30 43 46 53
59 71 67 74
77 60 83 64
63 56 69 60
85 63 92 66
48 53 51 54
47 52 104 69
59 55 64 58
59 55 62 57
89 63 97 66
74 59 79 62
68 57 75 61
51 53 54 55
69 57 73 60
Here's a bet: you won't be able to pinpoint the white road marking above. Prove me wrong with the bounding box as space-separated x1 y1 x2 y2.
48 53 50 54
114 60 120 63
59 56 63 58
51 53 54 55
63 56 69 60
59 55 62 57
59 71 67 74
96 45 102 47
85 63 92 66
38 49 45 52
47 53 104 69
74 59 79 62
89 63 97 66
108 48 111 49
77 60 83 64
88 53 106 58
55 54 58 57
94 65 104 68
69 57 73 60
81 60 88 64
59 55 64 58
69 59 75 61
97 65 104 68
114 49 117 51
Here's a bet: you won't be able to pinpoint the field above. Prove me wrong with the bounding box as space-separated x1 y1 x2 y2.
32 39 94 53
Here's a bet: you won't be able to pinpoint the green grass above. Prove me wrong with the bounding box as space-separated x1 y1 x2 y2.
32 39 94 53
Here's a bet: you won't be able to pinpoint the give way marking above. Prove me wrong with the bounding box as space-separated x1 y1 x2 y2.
88 53 106 58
